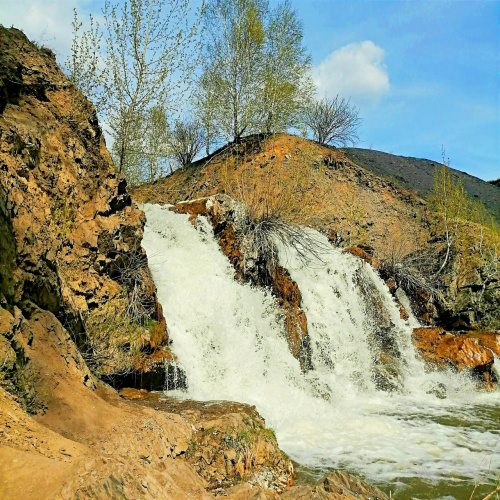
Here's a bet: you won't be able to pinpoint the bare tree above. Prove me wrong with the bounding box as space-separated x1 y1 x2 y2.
303 95 361 146
170 119 206 168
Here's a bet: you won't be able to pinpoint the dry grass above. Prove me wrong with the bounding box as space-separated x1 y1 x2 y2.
82 298 151 377
132 133 429 257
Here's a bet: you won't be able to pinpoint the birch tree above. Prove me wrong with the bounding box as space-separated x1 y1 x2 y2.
103 0 197 176
195 69 220 156
201 0 266 143
197 0 314 147
69 0 199 182
430 152 470 275
260 0 313 133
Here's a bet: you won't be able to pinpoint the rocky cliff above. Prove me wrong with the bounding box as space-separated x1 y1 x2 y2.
0 27 170 388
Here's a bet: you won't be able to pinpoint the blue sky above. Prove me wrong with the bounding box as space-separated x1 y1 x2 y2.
1 0 498 180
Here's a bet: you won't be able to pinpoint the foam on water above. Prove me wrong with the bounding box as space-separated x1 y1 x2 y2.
142 204 500 492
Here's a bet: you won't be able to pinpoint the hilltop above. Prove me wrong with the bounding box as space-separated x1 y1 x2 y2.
134 133 500 331
134 133 428 262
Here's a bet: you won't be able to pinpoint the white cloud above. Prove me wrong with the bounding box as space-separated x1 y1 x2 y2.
313 41 390 105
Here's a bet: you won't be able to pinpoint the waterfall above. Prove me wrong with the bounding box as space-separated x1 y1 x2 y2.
143 204 500 491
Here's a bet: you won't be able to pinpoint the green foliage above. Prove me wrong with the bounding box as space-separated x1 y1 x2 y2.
198 0 313 144
0 359 41 415
221 417 278 453
428 152 500 277
68 0 200 183
186 437 198 458
260 0 314 134
83 300 149 377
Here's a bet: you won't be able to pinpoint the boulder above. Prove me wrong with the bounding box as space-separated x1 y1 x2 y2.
412 327 494 376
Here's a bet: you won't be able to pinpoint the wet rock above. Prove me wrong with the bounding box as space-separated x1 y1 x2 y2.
343 246 380 269
412 327 495 378
118 388 149 400
171 196 312 370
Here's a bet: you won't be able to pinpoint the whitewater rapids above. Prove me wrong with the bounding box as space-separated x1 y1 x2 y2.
142 204 500 496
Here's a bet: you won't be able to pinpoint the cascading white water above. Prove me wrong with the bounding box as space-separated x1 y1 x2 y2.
143 204 500 496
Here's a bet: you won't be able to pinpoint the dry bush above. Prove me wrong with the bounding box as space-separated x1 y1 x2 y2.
82 298 151 377
108 250 156 325
231 135 318 227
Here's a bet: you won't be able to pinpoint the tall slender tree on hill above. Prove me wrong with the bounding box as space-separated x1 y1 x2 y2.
197 0 313 146
260 0 313 134
68 0 199 183
200 0 266 143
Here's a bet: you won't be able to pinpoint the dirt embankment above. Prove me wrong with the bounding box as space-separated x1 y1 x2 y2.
133 133 429 261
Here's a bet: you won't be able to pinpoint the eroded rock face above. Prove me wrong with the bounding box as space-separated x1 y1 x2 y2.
171 195 311 370
0 27 169 386
412 327 495 384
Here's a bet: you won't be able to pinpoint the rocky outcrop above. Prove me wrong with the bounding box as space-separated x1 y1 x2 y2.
282 471 389 500
412 327 496 385
171 195 311 370
0 26 169 388
0 300 294 499
127 394 293 493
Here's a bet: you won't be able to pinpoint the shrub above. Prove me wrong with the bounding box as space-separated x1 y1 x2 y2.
170 119 206 169
303 95 361 147
82 299 149 377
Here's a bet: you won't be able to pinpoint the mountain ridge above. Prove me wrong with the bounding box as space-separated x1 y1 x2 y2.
342 147 500 223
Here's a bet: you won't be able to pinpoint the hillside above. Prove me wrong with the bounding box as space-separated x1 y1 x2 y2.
134 134 429 262
342 148 500 223
134 133 500 330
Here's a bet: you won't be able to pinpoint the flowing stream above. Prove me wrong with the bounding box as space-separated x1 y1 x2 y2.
142 204 500 499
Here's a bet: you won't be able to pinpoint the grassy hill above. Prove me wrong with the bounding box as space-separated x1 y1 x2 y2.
342 148 500 223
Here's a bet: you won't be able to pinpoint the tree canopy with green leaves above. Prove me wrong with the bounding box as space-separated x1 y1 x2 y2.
197 0 313 144
69 0 199 182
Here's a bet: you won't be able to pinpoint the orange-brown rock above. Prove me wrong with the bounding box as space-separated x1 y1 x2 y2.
118 387 149 400
412 327 494 374
0 26 168 386
399 305 410 320
464 330 500 357
270 264 309 362
343 246 380 268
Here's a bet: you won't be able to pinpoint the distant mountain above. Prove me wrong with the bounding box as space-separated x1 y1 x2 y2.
343 148 500 223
